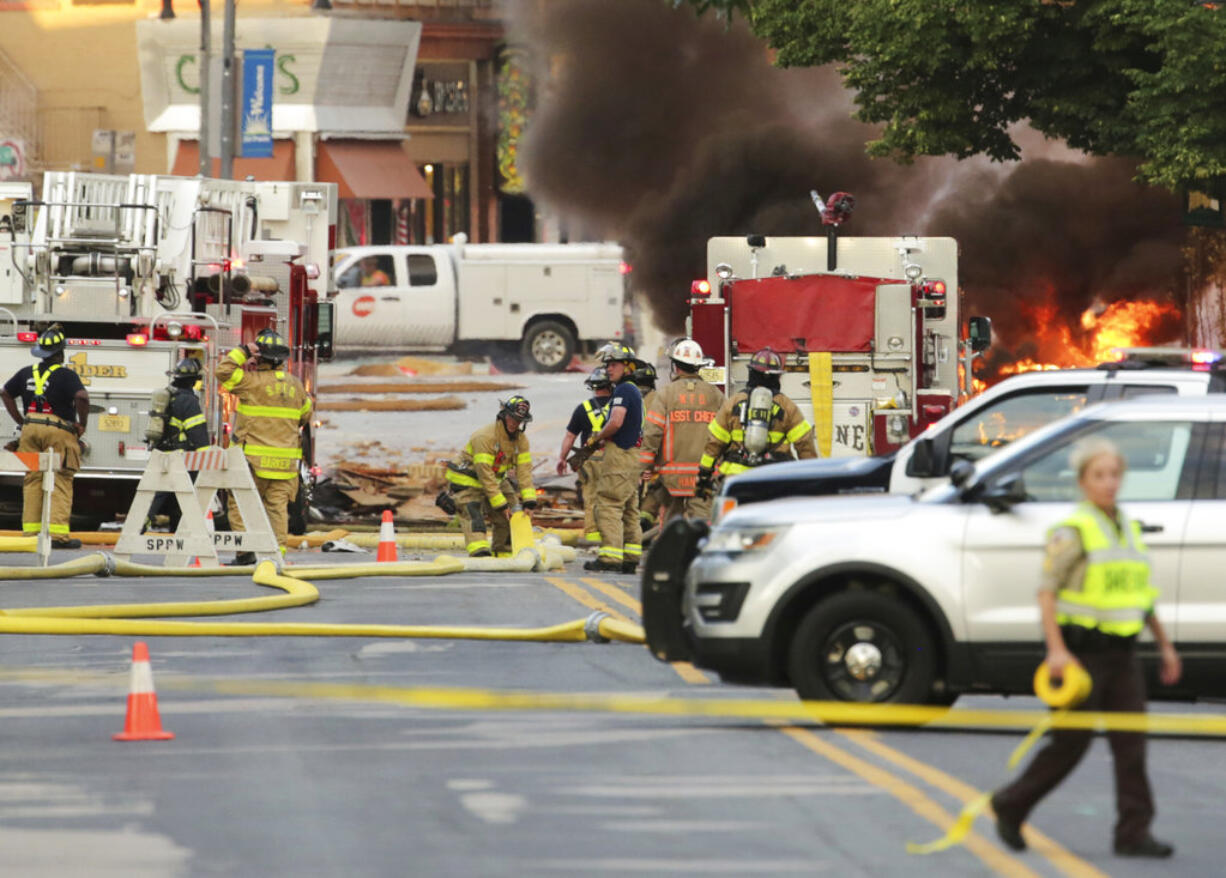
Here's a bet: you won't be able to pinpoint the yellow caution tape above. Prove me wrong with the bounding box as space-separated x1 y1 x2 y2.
909 660 1096 855
906 793 991 854
1033 660 1093 709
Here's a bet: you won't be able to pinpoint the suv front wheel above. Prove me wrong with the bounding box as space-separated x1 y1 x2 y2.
788 590 936 704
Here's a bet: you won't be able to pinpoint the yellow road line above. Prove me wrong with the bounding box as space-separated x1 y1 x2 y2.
543 577 635 624
580 577 642 614
578 577 710 684
838 729 1108 878
778 726 1042 878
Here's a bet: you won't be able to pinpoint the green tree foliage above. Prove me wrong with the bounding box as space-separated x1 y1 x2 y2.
683 0 1226 191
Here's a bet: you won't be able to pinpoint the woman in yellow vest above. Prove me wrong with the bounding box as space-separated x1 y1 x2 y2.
991 438 1181 859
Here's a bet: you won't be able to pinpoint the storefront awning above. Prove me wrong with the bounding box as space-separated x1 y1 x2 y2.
316 140 433 200
172 140 296 181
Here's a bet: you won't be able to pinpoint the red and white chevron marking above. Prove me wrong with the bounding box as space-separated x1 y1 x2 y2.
182 449 229 471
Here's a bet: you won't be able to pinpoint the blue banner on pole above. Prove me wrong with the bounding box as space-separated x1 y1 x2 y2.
241 49 275 159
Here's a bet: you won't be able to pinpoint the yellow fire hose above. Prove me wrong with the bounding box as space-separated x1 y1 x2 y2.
0 556 644 644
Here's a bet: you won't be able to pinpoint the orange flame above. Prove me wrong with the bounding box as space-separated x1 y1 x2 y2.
997 299 1181 379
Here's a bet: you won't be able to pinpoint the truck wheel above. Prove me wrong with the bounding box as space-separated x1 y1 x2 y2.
788 590 936 704
521 321 575 372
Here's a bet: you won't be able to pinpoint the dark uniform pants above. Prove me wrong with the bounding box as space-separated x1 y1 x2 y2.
992 643 1154 846
594 444 642 566
228 470 298 549
19 421 80 537
454 484 512 556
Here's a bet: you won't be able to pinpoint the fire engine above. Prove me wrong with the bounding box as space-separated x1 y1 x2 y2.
688 194 988 458
0 172 337 526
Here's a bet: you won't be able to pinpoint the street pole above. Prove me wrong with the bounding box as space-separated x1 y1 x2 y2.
198 0 211 176
219 0 237 179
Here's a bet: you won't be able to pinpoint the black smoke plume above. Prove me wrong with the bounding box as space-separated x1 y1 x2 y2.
508 0 1185 351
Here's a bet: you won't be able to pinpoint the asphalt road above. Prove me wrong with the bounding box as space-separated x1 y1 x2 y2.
0 548 1221 878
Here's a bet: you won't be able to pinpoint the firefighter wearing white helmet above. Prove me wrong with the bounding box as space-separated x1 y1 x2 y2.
697 346 816 498
216 328 312 563
584 342 644 574
640 338 725 523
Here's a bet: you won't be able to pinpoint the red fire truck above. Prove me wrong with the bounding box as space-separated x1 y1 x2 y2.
688 199 985 458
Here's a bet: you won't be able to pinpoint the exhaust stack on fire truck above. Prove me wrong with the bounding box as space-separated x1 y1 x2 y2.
0 172 337 525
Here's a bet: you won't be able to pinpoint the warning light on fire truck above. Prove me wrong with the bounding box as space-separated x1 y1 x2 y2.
921 279 947 320
125 333 149 347
691 279 712 298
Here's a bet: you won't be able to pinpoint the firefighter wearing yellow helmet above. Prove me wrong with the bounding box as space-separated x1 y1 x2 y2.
697 346 816 498
444 396 537 557
0 325 89 548
584 342 644 574
216 328 312 563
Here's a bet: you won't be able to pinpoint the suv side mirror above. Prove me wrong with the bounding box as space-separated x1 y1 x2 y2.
980 472 1028 513
969 316 992 353
906 436 938 478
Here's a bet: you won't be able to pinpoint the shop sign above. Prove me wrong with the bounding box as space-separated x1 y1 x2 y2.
0 139 25 181
412 71 470 119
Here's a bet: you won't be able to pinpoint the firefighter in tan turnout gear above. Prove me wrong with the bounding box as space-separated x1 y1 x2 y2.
216 329 312 563
446 396 537 557
557 368 612 543
697 346 816 498
641 338 725 522
583 343 644 574
0 325 89 548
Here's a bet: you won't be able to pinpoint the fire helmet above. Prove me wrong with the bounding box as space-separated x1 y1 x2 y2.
748 347 785 375
597 341 637 366
254 328 289 364
631 360 657 389
31 325 66 359
499 395 533 424
669 337 706 368
585 366 613 391
169 357 203 385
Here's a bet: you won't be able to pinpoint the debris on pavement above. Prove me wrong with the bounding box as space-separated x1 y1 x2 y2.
317 396 468 413
318 381 525 395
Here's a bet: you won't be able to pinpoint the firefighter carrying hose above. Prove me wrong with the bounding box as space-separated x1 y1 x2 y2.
216 329 312 563
697 346 816 498
557 368 612 543
641 338 725 523
0 325 88 549
583 342 644 574
445 396 537 557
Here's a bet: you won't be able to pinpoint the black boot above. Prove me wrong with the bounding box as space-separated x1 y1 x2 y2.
51 537 83 549
583 558 622 572
227 551 257 566
1114 837 1174 858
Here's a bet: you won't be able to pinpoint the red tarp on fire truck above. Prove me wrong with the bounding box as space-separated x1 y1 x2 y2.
728 274 884 353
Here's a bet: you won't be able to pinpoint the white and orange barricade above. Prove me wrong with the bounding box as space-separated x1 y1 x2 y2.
0 449 60 567
113 445 279 567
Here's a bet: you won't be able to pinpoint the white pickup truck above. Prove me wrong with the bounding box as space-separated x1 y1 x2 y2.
330 240 627 371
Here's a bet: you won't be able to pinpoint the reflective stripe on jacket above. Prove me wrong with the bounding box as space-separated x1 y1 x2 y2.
216 346 312 479
641 375 725 496
699 390 816 475
1055 502 1158 637
445 419 535 508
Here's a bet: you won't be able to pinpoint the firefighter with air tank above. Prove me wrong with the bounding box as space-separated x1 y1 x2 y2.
216 329 313 563
641 338 725 522
445 396 537 557
557 367 613 543
0 325 89 549
697 346 816 498
145 356 211 532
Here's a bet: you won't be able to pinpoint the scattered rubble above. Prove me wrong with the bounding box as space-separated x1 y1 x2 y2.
316 396 468 413
317 381 525 395
348 355 485 378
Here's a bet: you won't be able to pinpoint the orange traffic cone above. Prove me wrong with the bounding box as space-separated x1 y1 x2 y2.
113 642 174 741
376 509 398 562
187 509 215 567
